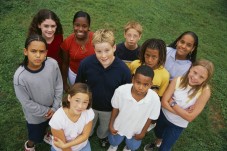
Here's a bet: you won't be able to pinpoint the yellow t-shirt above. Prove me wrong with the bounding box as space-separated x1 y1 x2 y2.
129 60 170 97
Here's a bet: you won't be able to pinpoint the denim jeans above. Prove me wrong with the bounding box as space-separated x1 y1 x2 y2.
154 110 184 151
51 141 91 151
108 133 141 151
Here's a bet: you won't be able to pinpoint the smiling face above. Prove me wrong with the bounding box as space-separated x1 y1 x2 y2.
188 65 208 86
38 19 57 40
144 48 159 69
73 17 90 40
176 34 195 59
132 73 152 97
24 41 47 70
68 92 89 115
94 42 116 68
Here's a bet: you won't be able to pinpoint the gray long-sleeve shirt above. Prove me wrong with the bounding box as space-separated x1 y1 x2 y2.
14 57 63 124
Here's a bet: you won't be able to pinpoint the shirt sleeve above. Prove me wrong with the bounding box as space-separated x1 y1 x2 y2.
60 34 73 52
52 63 63 112
14 80 49 117
123 67 132 84
129 60 140 75
149 93 161 120
49 108 63 130
75 59 87 83
157 70 170 96
111 88 121 108
85 108 95 124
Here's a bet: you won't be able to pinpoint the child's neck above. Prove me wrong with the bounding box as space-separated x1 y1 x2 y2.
76 35 88 45
175 53 187 60
43 35 54 44
124 42 138 50
64 108 81 123
131 88 147 102
26 63 43 71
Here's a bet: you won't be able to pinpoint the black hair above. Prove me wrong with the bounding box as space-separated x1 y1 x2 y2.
20 34 47 66
135 65 154 79
139 38 166 68
73 11 91 26
168 31 198 63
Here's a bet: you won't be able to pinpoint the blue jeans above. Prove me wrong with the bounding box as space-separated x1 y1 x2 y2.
51 141 91 151
108 133 141 151
154 111 184 151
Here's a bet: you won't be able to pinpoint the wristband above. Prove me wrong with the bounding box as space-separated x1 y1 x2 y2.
170 101 177 107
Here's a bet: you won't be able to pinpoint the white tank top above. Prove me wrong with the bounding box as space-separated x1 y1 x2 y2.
162 77 202 128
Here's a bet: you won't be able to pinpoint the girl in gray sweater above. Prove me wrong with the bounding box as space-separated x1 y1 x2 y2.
14 34 63 151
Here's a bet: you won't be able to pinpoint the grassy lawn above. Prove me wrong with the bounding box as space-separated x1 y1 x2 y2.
0 0 226 150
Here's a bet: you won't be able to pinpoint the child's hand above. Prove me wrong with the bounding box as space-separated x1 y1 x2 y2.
109 126 118 135
53 136 67 149
45 109 54 119
134 133 145 140
185 105 195 113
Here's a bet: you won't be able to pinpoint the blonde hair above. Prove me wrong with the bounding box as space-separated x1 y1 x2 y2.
124 21 143 35
92 29 115 46
180 59 214 98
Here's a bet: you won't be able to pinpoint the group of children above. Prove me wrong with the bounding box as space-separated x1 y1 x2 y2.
13 9 214 151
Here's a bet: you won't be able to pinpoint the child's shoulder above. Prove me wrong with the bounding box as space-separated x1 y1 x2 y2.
116 42 124 47
131 59 140 64
117 83 132 90
145 89 160 103
14 66 26 84
46 57 58 66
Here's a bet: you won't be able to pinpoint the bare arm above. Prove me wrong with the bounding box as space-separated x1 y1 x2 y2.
109 108 119 135
53 121 93 149
51 128 71 151
171 87 211 122
161 78 177 114
61 48 70 92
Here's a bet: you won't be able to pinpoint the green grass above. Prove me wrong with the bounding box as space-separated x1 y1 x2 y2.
0 0 226 150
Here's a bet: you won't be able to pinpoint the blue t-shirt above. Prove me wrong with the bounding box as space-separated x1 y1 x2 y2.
115 42 140 62
76 54 132 111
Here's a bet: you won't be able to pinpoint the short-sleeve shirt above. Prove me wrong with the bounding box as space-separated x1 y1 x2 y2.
165 47 192 80
49 107 94 151
61 32 95 73
115 42 140 66
111 84 161 139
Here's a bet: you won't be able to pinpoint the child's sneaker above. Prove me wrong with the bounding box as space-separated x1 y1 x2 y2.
24 141 35 151
43 132 52 145
147 123 156 132
99 137 109 148
144 142 161 151
107 145 118 151
123 145 131 151
144 143 155 151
